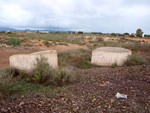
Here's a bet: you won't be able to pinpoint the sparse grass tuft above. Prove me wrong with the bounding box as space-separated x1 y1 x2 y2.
125 53 146 66
7 38 20 47
42 40 51 47
111 64 117 68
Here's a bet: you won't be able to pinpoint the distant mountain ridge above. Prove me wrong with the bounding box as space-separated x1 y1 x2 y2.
0 27 17 31
0 27 75 33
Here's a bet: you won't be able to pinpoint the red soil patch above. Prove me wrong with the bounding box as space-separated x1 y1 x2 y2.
0 43 87 68
0 48 41 69
47 44 87 52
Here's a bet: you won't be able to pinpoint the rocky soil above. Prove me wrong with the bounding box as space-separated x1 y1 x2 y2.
0 65 150 112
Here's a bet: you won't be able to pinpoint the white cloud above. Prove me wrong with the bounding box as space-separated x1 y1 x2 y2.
0 0 149 33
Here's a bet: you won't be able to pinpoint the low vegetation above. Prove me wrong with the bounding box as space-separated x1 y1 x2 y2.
25 58 79 86
58 49 93 69
0 58 80 98
1 32 150 112
125 53 146 66
42 40 51 47
0 68 16 97
7 38 20 47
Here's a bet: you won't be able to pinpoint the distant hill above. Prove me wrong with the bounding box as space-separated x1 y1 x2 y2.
0 27 17 31
0 27 75 33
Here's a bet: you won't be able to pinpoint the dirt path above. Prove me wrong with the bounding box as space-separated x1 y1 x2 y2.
45 44 87 52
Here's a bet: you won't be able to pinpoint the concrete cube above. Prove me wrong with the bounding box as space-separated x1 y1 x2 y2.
91 47 132 66
9 50 58 73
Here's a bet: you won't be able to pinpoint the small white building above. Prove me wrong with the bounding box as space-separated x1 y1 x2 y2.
142 33 144 38
39 31 49 33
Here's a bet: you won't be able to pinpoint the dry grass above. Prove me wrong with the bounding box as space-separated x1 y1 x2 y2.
125 53 147 66
58 49 93 68
17 57 80 86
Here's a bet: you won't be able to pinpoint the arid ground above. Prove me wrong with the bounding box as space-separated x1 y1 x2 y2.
0 32 150 112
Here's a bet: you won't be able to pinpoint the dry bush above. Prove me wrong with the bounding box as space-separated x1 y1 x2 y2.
0 68 16 98
22 57 80 86
125 53 146 66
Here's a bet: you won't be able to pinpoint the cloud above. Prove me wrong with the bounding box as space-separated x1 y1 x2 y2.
0 0 149 33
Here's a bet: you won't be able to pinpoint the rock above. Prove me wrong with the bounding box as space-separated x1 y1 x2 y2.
9 50 58 73
91 47 131 66
19 102 25 106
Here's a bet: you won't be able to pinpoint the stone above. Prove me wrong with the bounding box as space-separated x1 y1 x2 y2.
91 47 131 66
9 50 58 73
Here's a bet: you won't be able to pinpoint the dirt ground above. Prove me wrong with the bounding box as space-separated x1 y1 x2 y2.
126 37 150 44
0 65 150 112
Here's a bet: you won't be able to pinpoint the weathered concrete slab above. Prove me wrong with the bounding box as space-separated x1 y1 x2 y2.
91 47 132 66
9 50 58 72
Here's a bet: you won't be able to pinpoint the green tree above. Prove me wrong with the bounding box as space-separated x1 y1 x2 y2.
136 28 143 37
124 33 129 35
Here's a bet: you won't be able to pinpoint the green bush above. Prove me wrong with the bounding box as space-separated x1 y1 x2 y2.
7 38 20 46
42 40 51 47
125 53 146 66
124 33 129 35
111 33 116 36
130 35 135 37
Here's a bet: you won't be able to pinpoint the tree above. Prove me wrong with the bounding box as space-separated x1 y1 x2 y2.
124 33 129 35
78 31 83 34
136 28 143 37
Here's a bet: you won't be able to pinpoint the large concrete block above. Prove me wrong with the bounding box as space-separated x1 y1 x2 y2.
9 50 58 72
91 47 132 66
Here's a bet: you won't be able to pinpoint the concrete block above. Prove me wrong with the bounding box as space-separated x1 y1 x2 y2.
9 50 58 73
91 47 132 66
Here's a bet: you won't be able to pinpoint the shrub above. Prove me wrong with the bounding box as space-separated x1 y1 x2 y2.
0 68 16 79
24 57 79 86
53 41 57 45
130 35 135 37
79 42 86 46
125 53 146 66
97 37 104 42
52 67 77 86
0 68 16 97
7 32 12 34
124 33 129 35
111 33 116 36
7 38 20 46
78 31 83 34
122 43 150 51
42 40 51 47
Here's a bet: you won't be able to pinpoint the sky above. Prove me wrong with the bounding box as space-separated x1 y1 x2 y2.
0 0 150 34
